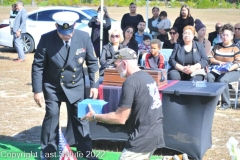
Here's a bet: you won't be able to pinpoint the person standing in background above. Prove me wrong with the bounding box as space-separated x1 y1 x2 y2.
88 6 111 59
157 11 171 42
148 6 161 39
9 3 18 35
12 1 27 62
121 2 144 33
173 5 194 41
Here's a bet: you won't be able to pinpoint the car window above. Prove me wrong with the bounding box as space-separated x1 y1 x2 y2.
64 10 88 23
81 9 97 17
37 10 63 21
82 9 116 22
28 13 37 21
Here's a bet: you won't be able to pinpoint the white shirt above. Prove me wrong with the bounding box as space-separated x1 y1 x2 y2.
151 18 160 39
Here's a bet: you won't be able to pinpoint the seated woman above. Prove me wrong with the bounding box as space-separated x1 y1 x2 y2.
194 19 211 56
162 27 180 49
207 24 240 110
122 26 138 53
168 25 209 81
145 39 165 69
100 29 125 75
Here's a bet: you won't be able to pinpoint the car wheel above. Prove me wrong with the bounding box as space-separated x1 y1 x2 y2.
21 33 34 53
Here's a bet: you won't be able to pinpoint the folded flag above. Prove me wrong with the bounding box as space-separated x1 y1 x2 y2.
210 62 233 73
59 128 77 160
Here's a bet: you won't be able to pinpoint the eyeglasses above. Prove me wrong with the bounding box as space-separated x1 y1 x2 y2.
111 35 120 38
169 32 176 35
126 30 133 34
235 28 240 30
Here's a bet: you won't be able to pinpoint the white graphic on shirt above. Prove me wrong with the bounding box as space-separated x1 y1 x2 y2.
147 82 162 109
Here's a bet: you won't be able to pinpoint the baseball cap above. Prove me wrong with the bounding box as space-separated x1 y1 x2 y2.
113 48 138 62
52 11 79 35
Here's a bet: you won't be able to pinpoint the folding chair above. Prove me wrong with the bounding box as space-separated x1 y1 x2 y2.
160 49 173 69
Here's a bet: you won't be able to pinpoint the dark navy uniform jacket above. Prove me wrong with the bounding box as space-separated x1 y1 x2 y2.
32 29 99 104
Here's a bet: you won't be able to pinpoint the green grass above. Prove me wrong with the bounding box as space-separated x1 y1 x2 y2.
0 141 162 160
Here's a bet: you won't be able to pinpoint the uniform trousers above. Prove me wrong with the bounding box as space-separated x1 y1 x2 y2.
41 98 92 157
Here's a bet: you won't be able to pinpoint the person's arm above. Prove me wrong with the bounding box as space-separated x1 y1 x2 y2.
168 43 182 69
205 39 212 56
194 42 209 69
83 104 131 124
148 18 159 33
88 17 96 28
188 16 194 26
121 14 126 31
19 9 27 31
85 34 99 98
145 54 150 68
103 17 111 30
230 47 240 71
32 35 47 107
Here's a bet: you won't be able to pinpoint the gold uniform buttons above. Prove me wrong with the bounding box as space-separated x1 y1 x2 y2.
72 75 76 78
61 75 64 78
62 68 64 72
72 81 75 84
61 82 64 85
74 68 76 72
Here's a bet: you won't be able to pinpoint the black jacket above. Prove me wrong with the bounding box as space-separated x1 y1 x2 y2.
208 31 217 46
88 16 111 46
168 41 209 70
100 43 126 68
32 30 99 104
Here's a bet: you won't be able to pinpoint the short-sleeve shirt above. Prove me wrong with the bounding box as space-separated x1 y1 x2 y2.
119 70 165 152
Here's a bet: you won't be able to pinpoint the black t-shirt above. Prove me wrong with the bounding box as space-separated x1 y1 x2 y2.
119 71 165 152
121 13 144 33
163 40 176 49
173 16 194 40
184 50 194 65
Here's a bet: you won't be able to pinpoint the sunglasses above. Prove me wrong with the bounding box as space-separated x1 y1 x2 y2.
111 35 120 38
235 28 240 30
126 30 133 34
169 32 176 35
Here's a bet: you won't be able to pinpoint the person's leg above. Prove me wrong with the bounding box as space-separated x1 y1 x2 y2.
168 69 182 80
66 100 94 159
119 148 155 160
206 71 217 82
41 99 61 155
13 33 25 60
217 71 240 109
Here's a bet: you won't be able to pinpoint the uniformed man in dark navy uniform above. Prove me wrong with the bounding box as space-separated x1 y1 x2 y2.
31 11 99 160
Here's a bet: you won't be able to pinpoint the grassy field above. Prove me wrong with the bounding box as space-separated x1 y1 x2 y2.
0 5 240 160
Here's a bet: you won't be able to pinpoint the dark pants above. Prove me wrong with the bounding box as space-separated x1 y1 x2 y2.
93 41 100 59
168 69 204 81
41 99 92 157
207 70 240 107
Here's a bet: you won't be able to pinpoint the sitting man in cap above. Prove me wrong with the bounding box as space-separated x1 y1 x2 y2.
83 48 165 160
32 11 99 160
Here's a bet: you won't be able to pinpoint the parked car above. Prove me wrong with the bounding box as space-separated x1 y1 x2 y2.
0 6 120 53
